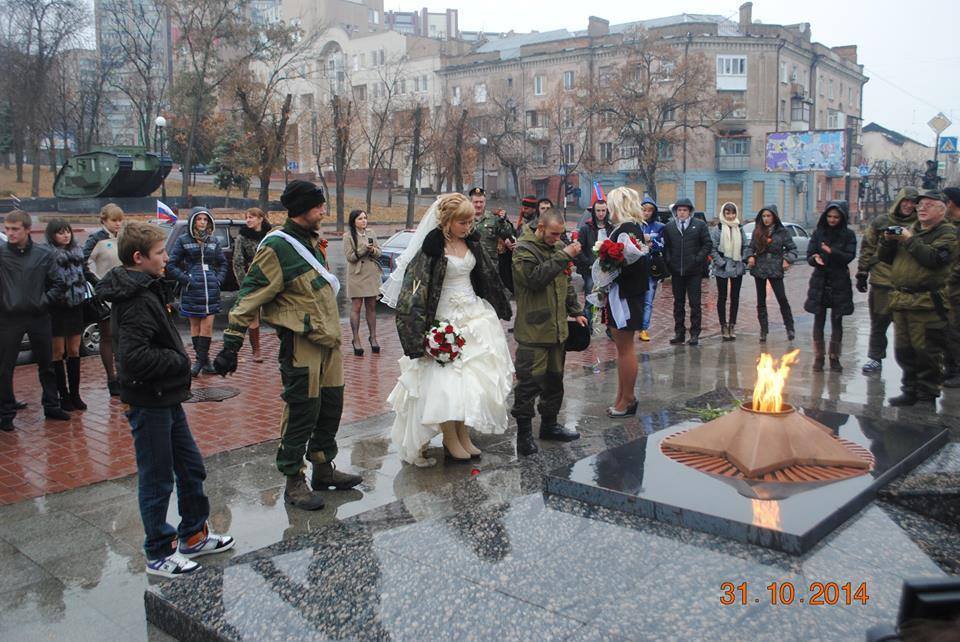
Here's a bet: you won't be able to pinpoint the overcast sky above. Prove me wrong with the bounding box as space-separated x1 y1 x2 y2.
436 0 959 147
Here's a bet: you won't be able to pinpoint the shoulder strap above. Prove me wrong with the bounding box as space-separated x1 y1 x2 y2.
260 230 340 296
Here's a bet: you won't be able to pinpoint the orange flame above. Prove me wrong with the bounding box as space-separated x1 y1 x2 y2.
751 499 781 529
752 349 800 413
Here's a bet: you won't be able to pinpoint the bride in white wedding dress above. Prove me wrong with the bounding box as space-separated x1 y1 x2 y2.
380 193 514 466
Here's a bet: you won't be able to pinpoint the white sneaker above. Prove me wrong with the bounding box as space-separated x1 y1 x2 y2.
146 551 201 579
178 524 235 559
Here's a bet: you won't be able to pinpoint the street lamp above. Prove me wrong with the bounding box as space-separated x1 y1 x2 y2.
155 116 167 200
479 137 487 190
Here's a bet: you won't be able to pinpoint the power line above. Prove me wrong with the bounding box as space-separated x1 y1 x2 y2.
862 64 950 115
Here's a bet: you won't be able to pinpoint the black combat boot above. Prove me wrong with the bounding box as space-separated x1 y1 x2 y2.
539 416 580 442
516 418 539 456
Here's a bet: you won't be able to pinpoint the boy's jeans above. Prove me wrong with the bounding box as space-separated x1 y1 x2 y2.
126 404 209 560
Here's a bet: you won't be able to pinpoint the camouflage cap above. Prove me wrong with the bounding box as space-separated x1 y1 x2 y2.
916 189 948 203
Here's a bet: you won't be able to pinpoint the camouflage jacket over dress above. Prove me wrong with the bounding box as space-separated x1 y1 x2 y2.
878 219 957 313
857 187 919 288
511 224 582 346
223 219 341 351
395 228 511 359
474 211 515 263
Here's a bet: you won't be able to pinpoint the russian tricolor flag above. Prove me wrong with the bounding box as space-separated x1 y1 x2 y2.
591 181 605 206
157 200 177 224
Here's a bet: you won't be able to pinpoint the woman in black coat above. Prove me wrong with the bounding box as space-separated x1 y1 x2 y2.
804 201 857 372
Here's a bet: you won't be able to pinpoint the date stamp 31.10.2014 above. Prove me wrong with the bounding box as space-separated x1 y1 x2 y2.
720 581 869 606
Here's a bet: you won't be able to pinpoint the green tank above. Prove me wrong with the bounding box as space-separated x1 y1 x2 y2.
53 146 172 198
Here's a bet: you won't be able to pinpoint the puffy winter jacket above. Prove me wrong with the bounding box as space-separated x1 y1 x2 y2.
166 208 228 317
803 202 857 316
48 244 88 308
744 206 797 280
0 238 59 316
96 267 192 407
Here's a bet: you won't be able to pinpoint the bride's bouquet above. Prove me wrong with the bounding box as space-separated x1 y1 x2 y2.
588 235 648 313
425 321 466 366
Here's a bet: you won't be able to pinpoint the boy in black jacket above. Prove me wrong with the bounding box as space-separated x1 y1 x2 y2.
97 222 234 578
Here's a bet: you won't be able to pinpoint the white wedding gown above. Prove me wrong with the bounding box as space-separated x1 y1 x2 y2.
387 251 514 465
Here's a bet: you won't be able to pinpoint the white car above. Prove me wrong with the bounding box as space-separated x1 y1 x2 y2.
741 221 810 263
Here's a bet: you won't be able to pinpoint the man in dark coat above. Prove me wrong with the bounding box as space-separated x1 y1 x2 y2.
1 211 69 430
662 198 712 345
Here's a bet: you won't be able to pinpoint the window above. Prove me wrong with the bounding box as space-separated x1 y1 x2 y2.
656 61 674 82
300 93 314 109
829 78 834 100
657 141 673 160
352 84 366 101
717 55 746 76
352 54 359 71
368 9 379 24
526 110 539 128
563 143 575 165
827 110 844 129
620 145 639 159
563 71 575 90
818 77 824 96
562 107 574 128
601 110 617 127
848 86 853 103
716 55 747 90
717 137 750 156
780 99 787 122
599 142 614 163
534 75 544 96
599 66 614 88
359 53 366 68
451 86 460 105
474 83 487 104
662 104 676 122
779 62 787 84
533 146 547 165
507 77 513 89
719 90 746 118
790 98 810 122
398 79 406 94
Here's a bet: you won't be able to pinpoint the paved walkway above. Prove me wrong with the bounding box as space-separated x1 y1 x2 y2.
1 268 809 505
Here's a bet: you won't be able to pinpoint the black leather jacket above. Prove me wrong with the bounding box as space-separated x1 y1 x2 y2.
0 238 59 316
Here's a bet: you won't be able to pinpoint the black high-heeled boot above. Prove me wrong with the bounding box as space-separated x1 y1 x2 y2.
53 360 74 411
67 357 87 410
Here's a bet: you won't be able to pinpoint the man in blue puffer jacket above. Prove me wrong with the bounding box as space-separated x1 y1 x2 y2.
166 208 227 376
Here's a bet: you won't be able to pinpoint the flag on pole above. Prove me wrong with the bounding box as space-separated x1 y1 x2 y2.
157 200 177 224
591 181 605 206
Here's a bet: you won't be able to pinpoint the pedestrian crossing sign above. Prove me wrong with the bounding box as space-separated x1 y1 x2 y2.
939 137 958 154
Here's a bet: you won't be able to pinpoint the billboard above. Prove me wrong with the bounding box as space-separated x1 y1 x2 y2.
765 130 846 172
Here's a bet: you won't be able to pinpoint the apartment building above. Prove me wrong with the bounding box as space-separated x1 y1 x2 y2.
439 3 868 224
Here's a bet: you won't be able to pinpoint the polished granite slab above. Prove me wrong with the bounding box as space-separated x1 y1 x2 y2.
545 408 947 554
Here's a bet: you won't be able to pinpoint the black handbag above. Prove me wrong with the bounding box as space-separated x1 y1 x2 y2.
82 282 111 323
565 320 591 352
649 252 669 281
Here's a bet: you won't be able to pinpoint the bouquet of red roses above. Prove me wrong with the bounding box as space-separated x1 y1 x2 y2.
596 238 626 272
424 321 466 366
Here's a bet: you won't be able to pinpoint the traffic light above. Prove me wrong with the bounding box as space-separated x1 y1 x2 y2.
922 160 940 190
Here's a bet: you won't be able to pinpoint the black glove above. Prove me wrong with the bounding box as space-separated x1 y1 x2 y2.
212 347 238 376
855 272 869 293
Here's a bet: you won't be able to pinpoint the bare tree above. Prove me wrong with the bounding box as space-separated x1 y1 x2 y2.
331 94 354 233
586 27 735 201
233 22 319 209
405 104 423 228
542 80 591 211
49 50 112 159
161 0 263 199
101 0 170 149
0 0 89 195
479 89 530 199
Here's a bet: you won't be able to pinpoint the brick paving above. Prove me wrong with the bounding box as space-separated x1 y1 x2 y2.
0 268 812 504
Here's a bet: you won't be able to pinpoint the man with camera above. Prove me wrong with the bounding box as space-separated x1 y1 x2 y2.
856 187 918 375
878 189 956 408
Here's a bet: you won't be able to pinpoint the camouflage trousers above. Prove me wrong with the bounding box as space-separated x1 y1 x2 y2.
276 329 344 476
892 309 947 399
944 291 960 372
511 342 566 421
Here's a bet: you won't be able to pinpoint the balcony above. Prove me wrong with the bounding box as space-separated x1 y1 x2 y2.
526 127 549 142
716 154 750 171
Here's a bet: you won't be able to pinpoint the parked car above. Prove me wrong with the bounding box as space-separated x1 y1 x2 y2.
377 229 416 283
741 221 810 262
161 217 245 293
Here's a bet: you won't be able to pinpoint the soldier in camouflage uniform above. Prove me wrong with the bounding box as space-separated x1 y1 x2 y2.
941 187 960 388
511 210 588 456
213 181 361 511
856 187 918 374
878 189 957 408
470 187 514 265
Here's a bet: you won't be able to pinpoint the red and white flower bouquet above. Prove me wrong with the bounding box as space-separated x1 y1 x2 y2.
425 321 466 366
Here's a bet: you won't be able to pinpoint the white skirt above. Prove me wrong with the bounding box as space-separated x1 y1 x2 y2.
387 294 514 465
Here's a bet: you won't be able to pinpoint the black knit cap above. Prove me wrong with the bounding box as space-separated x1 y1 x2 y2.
281 180 326 216
944 187 960 207
521 195 538 208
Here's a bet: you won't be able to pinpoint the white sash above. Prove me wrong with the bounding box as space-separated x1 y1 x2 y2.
259 230 340 297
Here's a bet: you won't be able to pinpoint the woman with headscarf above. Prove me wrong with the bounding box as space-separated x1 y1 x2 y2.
710 202 747 341
804 201 857 372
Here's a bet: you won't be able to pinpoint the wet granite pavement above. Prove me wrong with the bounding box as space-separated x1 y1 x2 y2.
2 275 959 640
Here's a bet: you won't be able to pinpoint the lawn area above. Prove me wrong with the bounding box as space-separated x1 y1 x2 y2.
0 165 427 225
